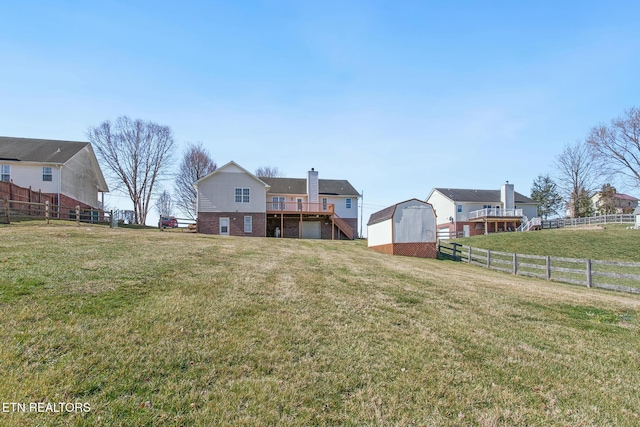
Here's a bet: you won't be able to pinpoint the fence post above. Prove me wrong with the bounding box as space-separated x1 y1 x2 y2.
3 198 9 224
452 243 458 261
546 256 551 280
468 246 472 264
45 201 50 224
513 253 518 275
76 206 80 226
586 259 592 288
487 249 491 269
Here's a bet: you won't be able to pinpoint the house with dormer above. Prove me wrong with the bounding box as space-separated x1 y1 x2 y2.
195 161 359 239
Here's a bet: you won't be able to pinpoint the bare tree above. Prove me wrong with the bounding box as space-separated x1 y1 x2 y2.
155 190 174 217
554 140 602 218
87 116 175 225
175 142 217 219
255 166 284 178
586 107 640 190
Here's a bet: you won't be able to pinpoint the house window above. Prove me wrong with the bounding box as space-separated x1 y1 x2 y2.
235 188 250 203
244 216 252 233
43 166 53 182
272 196 285 210
1 165 9 182
457 204 462 213
322 198 328 211
346 198 352 209
297 198 303 211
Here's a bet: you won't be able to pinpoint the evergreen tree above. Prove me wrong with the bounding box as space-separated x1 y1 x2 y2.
530 174 563 219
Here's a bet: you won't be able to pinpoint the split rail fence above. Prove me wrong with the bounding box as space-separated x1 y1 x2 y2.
438 241 640 294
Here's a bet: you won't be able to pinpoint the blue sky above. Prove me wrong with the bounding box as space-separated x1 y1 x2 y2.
1 1 639 227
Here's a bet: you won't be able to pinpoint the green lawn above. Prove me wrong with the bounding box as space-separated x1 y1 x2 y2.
1 223 639 426
453 224 640 261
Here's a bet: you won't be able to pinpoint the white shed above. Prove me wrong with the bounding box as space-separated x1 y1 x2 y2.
367 199 437 258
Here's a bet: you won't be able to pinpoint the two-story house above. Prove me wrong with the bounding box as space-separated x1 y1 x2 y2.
0 136 109 209
426 183 538 237
195 161 359 239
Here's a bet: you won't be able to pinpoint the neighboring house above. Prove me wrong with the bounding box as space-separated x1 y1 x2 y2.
367 199 437 258
195 161 359 239
0 136 109 209
426 183 538 237
591 192 639 214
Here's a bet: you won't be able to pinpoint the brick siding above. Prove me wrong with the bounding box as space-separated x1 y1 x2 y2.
369 242 438 258
198 212 266 236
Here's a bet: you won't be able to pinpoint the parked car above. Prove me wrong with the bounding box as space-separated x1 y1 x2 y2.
159 216 178 228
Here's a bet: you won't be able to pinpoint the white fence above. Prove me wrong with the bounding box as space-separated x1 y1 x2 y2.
542 214 635 229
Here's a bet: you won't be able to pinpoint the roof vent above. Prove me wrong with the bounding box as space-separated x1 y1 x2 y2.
56 148 61 153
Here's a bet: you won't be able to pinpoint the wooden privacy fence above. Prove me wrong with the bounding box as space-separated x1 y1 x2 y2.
438 241 640 294
0 199 113 226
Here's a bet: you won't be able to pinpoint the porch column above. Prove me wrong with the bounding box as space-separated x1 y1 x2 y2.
280 213 284 238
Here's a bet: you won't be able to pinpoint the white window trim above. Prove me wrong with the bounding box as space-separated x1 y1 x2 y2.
1 164 10 182
244 216 252 233
346 198 352 209
43 166 53 182
235 188 250 203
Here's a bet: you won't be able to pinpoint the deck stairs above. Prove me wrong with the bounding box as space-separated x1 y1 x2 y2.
516 216 542 232
332 214 354 239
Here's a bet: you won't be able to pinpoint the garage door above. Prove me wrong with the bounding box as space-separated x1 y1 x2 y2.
302 221 321 239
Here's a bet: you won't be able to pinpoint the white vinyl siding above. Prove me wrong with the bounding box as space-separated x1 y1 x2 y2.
367 219 392 247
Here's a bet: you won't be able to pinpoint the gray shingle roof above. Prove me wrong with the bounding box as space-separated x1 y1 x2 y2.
0 136 89 163
367 198 431 226
434 188 535 204
261 177 359 196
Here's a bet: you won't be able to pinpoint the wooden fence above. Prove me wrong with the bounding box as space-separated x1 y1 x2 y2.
438 241 640 294
0 199 113 226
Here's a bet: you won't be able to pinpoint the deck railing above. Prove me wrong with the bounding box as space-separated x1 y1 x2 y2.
468 208 523 220
267 201 334 213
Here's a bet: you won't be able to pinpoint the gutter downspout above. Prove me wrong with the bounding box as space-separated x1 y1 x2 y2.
57 165 62 218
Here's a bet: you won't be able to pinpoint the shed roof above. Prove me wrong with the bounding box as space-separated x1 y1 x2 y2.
261 177 359 196
0 136 90 163
433 188 535 204
367 198 433 226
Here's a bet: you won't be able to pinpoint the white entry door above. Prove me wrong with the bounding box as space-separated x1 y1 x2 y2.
219 217 230 235
463 224 470 237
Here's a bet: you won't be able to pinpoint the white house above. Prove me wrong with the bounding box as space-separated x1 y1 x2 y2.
0 136 109 209
426 183 538 238
195 161 359 239
367 199 437 258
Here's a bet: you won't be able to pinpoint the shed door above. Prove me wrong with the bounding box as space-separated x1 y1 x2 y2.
302 221 321 239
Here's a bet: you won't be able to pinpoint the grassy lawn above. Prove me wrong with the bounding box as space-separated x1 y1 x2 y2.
453 224 640 262
1 223 639 426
